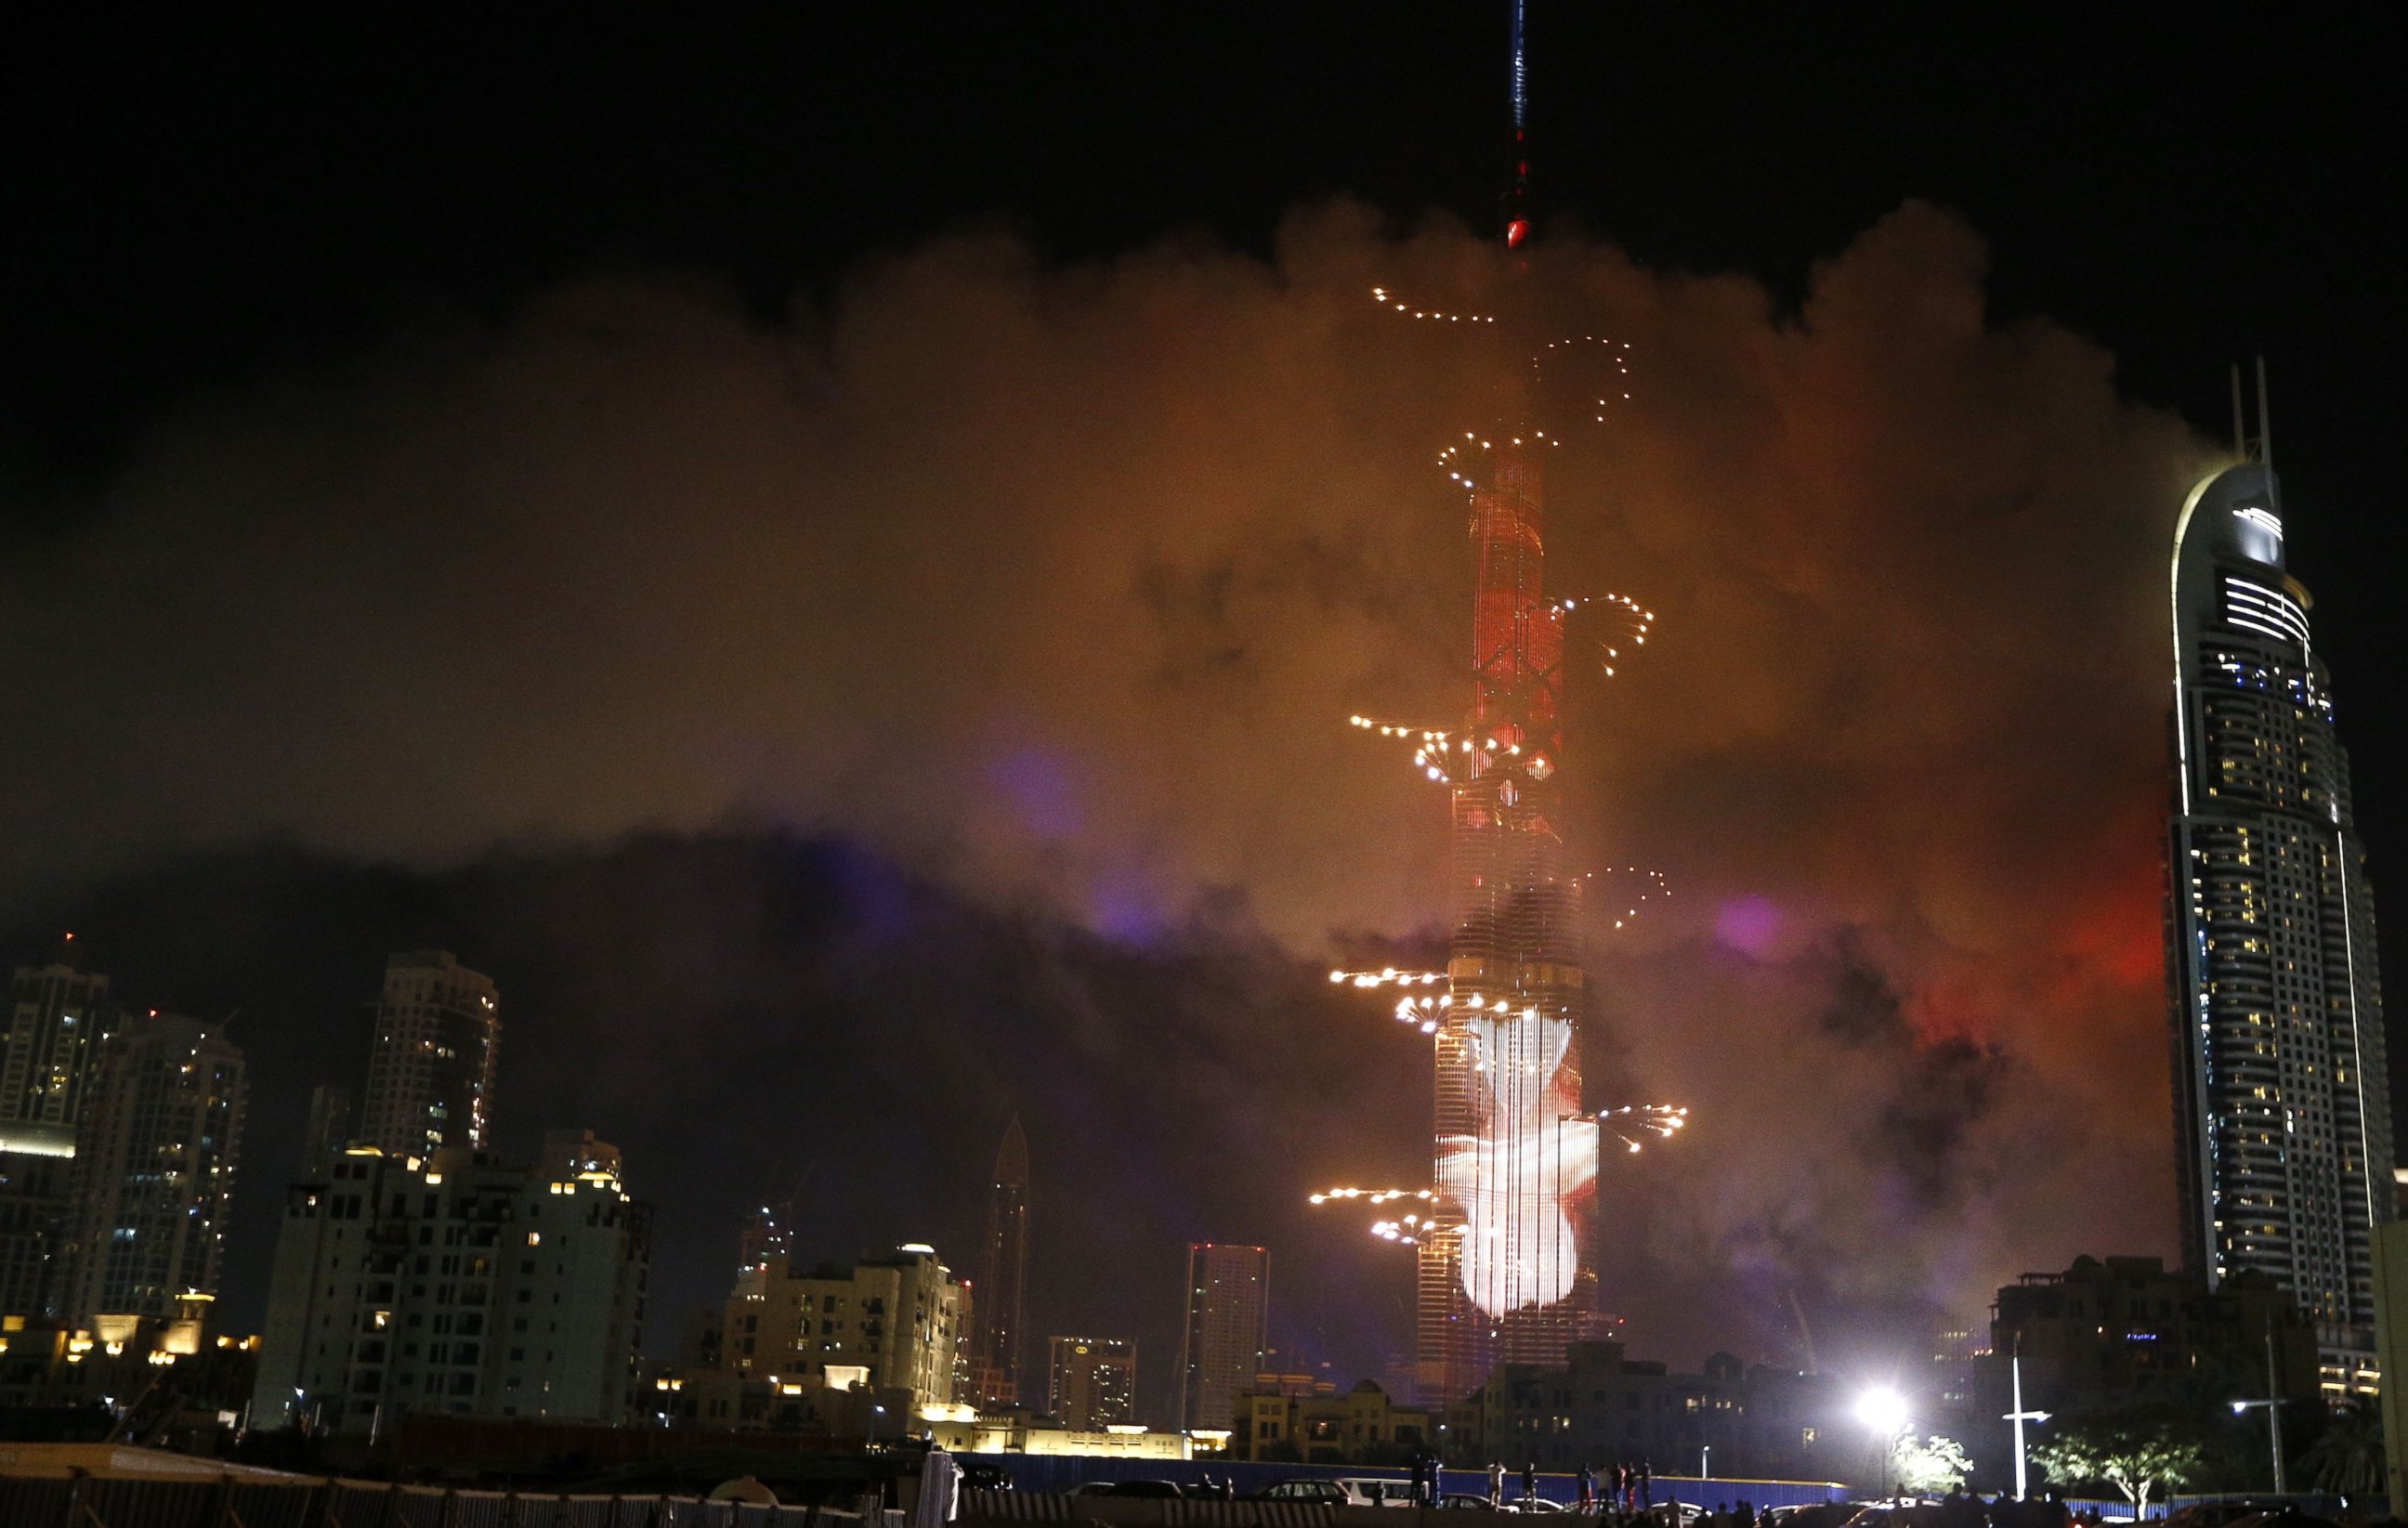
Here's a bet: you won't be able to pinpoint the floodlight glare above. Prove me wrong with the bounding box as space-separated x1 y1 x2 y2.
1854 1387 1909 1434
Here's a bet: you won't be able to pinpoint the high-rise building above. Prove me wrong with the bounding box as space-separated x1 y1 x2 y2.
1178 1242 1267 1431
300 1085 351 1177
63 1013 245 1325
968 1117 1028 1405
1413 411 1612 1404
357 951 499 1158
720 1243 963 1409
1046 1335 1135 1430
2167 420 2395 1397
1 957 113 1321
255 1140 649 1432
735 1173 807 1277
1 960 111 1155
0 1150 71 1320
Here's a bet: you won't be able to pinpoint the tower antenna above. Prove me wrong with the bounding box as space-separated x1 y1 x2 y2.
1504 0 1532 249
2255 355 2281 523
2255 355 2273 472
2231 364 2246 460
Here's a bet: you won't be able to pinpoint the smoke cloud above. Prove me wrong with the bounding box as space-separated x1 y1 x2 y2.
1 200 2218 1380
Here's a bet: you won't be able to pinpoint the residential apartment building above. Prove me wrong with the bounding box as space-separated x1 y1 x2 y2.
722 1244 962 1409
1178 1243 1267 1431
1047 1335 1135 1430
62 1012 245 1324
358 951 500 1158
255 1142 648 1432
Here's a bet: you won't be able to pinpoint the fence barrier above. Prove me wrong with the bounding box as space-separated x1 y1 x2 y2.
0 1472 901 1528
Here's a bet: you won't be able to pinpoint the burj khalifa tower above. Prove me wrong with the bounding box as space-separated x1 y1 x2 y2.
1323 0 1672 1408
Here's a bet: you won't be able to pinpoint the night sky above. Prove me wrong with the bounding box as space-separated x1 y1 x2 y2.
4 7 2402 1422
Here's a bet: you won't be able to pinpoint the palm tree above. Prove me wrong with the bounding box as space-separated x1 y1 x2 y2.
2298 1405 2384 1497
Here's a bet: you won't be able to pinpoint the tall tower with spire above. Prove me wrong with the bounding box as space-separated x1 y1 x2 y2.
1417 403 1596 1403
1409 0 1601 1408
2167 365 2393 1397
969 1117 1029 1405
1320 0 1679 1408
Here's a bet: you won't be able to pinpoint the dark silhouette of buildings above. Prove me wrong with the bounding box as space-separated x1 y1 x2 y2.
968 1116 1029 1405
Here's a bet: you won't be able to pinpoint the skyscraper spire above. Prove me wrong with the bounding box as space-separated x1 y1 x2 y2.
969 1116 1030 1405
1503 0 1532 250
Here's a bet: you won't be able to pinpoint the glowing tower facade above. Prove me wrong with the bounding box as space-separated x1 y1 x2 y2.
1417 429 1597 1404
2167 450 2393 1397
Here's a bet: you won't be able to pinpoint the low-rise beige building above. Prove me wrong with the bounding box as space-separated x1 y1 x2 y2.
1241 1378 1432 1463
723 1244 962 1410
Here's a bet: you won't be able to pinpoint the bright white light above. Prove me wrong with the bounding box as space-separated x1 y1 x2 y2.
1855 1388 1909 1434
1435 1008 1594 1316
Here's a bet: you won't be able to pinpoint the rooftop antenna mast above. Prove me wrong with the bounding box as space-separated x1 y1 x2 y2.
2234 356 2281 521
1504 0 1532 249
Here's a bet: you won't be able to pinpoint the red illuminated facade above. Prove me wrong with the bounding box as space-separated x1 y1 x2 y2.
1418 426 1596 1404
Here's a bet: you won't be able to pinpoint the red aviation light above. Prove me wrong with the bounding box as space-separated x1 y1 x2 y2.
1505 217 1530 250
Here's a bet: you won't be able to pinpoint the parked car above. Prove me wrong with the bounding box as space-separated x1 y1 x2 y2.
1442 1494 1504 1510
1508 1499 1568 1514
1251 1480 1352 1506
1092 1480 1186 1499
2161 1505 2289 1528
1334 1479 1421 1508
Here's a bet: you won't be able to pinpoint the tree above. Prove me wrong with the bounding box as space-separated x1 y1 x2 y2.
2298 1404 2385 1497
1892 1434 1973 1495
2033 1411 2205 1516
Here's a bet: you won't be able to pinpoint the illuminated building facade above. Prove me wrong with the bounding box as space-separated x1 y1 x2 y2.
255 1142 649 1432
1178 1242 1268 1431
62 1012 245 1325
721 1243 963 1409
1 960 115 1321
1046 1334 1135 1430
358 950 499 1158
1 961 111 1155
1239 1378 1433 1463
2167 445 2394 1395
967 1116 1028 1405
1418 424 1600 1404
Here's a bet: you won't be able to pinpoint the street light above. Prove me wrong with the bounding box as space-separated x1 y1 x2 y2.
2231 1327 2288 1495
1700 1444 1711 1482
2004 1342 2050 1498
1854 1389 1910 1499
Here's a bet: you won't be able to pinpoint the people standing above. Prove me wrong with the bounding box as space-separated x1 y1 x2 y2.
1579 1466 1596 1512
1490 1462 1506 1507
1524 1463 1539 1503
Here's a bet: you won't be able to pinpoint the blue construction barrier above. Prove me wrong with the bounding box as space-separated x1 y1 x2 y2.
974 1455 1848 1509
2057 1495 2358 1523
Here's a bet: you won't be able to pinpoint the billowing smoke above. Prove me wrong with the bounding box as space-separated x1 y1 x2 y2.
0 200 2217 1382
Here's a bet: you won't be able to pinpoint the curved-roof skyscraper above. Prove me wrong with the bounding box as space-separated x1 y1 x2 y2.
2167 446 2393 1398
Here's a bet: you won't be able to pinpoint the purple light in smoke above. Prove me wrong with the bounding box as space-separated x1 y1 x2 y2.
1715 895 1783 958
987 746 1083 837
